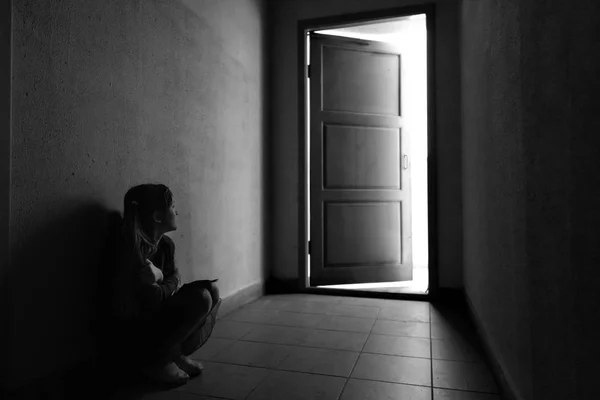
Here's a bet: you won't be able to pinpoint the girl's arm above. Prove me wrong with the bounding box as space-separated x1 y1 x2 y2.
135 270 180 313
140 260 164 284
160 235 182 291
135 238 181 313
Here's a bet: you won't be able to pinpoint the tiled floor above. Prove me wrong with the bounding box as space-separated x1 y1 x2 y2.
112 294 503 400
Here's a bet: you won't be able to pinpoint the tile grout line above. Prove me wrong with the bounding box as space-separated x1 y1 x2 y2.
335 304 382 399
214 305 362 400
207 308 487 393
218 318 432 339
233 337 434 360
219 307 472 348
224 313 428 327
191 358 501 396
242 299 428 316
236 306 382 320
182 298 488 399
201 300 495 399
236 313 286 400
229 306 341 400
304 304 375 399
215 333 484 365
189 320 262 399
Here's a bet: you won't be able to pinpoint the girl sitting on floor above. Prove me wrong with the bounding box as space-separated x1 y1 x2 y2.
112 183 221 386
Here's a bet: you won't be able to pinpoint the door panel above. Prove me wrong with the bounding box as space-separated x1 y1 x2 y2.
326 202 402 265
310 33 413 286
324 125 401 189
322 45 400 115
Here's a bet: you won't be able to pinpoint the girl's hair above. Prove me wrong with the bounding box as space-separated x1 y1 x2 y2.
121 183 174 268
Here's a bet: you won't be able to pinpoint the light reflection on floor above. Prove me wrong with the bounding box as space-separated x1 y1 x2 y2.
316 268 429 294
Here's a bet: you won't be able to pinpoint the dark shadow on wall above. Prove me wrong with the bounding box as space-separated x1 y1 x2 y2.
1 202 126 398
262 0 273 287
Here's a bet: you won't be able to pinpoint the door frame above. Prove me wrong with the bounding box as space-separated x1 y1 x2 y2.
297 4 439 301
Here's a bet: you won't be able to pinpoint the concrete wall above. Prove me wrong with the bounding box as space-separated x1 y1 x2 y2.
270 0 463 288
0 0 11 392
462 0 600 399
3 0 267 391
521 1 600 398
461 1 532 399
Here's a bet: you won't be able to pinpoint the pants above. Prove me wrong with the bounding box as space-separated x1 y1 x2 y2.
127 280 221 367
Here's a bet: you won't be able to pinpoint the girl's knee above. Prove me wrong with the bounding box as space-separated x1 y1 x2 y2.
207 282 220 304
199 288 213 313
183 287 212 317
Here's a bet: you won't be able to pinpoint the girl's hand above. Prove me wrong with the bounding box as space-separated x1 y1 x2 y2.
140 260 164 284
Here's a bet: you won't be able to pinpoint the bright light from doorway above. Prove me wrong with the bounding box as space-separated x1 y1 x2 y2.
311 14 428 293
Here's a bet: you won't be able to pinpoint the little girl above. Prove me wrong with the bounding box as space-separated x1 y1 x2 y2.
112 183 221 386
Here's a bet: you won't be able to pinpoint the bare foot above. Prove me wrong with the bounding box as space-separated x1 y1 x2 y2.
175 355 204 377
144 362 189 386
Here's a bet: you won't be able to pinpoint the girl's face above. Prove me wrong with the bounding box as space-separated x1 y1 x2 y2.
164 201 178 232
155 201 178 234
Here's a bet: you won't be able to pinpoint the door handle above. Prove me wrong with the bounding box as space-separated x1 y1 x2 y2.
403 154 409 169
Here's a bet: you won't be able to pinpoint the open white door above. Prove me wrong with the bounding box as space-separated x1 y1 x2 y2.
309 32 413 287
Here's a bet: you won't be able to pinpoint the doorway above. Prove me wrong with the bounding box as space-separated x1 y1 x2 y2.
298 6 437 299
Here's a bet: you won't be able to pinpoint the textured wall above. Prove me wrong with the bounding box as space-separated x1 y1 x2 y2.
270 0 463 288
0 0 11 392
462 0 600 399
461 1 532 399
521 0 600 398
5 0 267 390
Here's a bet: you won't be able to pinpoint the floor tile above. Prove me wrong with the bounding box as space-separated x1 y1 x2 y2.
271 310 326 328
249 296 343 315
176 361 270 400
246 370 346 400
433 359 499 393
383 300 430 312
363 334 431 358
328 304 381 319
378 306 429 323
190 337 236 361
268 294 345 304
278 346 360 377
223 308 279 324
351 353 432 386
192 295 499 400
434 388 502 400
279 300 337 314
337 296 393 308
242 324 312 345
211 340 293 368
371 319 431 338
316 315 376 333
340 378 432 400
432 337 484 363
300 329 369 352
212 320 257 340
244 297 291 310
